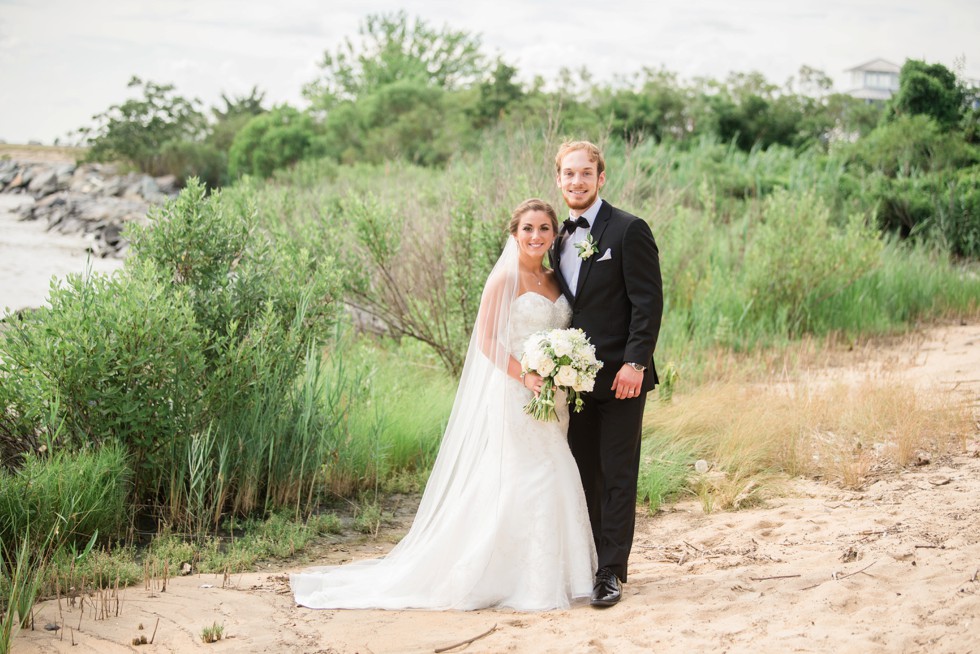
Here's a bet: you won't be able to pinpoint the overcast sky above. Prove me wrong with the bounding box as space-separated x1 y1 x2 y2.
1 0 978 144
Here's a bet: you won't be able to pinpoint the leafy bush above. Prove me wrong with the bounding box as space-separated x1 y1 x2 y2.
128 179 340 347
885 59 967 130
338 186 504 374
1 180 348 532
860 165 980 259
935 166 980 258
127 181 343 523
846 115 977 177
157 139 228 188
742 189 883 333
0 265 206 488
228 106 325 179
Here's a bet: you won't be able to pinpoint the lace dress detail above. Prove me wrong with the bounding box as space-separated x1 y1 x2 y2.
291 292 596 611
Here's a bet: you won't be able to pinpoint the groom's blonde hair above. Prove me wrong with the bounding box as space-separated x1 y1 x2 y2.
555 140 605 175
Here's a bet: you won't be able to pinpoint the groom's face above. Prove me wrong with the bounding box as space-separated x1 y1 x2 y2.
557 149 605 214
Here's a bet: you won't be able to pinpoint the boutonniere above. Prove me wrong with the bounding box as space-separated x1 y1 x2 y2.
575 234 598 260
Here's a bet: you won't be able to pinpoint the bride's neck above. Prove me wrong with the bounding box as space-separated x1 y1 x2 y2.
518 253 546 273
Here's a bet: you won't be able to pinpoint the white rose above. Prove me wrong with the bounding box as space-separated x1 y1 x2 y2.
578 374 595 392
554 365 577 387
535 356 556 377
552 334 574 358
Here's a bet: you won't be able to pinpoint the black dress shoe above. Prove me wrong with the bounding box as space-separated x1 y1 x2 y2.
590 567 622 607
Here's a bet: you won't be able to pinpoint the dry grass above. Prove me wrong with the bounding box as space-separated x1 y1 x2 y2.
0 144 85 164
648 377 973 506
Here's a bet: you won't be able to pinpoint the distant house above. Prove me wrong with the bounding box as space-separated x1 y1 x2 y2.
845 58 901 102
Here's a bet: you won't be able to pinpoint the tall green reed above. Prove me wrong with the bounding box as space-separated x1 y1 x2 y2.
0 446 127 652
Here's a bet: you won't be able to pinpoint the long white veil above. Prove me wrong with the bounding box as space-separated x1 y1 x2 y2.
291 237 524 609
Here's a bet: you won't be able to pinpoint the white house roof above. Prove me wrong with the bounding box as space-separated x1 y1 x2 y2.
845 58 902 74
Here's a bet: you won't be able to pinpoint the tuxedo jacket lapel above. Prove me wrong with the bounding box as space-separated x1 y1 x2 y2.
552 234 574 301
573 204 611 301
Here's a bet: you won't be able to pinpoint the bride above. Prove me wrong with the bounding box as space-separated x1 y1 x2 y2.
291 198 596 611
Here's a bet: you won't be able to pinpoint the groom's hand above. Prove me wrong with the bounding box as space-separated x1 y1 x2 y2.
612 365 644 400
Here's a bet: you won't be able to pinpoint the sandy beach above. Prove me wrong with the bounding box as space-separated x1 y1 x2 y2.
10 320 979 653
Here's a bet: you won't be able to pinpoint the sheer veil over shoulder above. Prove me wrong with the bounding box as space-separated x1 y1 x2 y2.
291 237 596 611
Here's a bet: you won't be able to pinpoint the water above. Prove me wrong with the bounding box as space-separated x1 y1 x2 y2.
0 195 123 314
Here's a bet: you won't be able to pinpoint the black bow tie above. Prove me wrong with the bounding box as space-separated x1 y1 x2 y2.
563 216 590 233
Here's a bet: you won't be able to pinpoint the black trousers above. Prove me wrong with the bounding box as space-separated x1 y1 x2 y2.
567 391 647 583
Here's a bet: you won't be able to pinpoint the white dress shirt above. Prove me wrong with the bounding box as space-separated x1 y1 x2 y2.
559 198 603 296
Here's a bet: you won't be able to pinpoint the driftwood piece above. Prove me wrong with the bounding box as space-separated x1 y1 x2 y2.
435 624 498 653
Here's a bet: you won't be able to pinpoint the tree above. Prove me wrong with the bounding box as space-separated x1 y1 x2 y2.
212 87 267 122
208 87 268 152
886 59 966 130
228 106 323 178
303 11 484 110
470 59 525 129
794 65 834 96
594 68 690 143
78 76 205 174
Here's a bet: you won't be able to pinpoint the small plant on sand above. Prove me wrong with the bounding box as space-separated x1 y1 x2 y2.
200 621 224 644
353 499 385 536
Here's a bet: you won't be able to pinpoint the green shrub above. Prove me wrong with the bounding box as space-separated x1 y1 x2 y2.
0 265 206 487
125 181 343 525
862 166 980 258
157 139 228 188
742 189 883 334
228 106 325 179
128 179 340 348
935 166 980 258
0 444 130 553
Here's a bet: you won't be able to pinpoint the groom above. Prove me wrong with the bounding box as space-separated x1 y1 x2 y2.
551 141 663 608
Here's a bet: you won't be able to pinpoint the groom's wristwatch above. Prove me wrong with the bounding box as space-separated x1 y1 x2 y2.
626 362 646 372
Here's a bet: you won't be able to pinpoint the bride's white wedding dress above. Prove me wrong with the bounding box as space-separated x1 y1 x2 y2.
291 291 596 611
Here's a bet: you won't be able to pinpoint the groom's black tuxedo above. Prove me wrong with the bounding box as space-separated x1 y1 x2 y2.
552 200 663 397
551 199 663 583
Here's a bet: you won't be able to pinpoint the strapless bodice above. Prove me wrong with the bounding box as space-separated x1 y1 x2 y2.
508 292 572 357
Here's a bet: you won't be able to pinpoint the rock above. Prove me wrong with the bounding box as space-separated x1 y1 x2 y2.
138 176 160 199
57 217 86 234
101 222 124 246
27 168 58 196
54 163 76 189
155 174 179 194
2 160 177 258
6 172 26 190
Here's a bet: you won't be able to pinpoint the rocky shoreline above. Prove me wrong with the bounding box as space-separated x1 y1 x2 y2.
0 159 179 258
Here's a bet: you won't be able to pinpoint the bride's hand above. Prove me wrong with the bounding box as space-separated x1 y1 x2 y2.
522 371 545 396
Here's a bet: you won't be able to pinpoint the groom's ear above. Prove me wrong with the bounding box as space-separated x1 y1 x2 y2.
598 171 606 188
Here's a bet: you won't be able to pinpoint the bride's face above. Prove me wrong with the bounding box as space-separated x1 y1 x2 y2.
515 210 557 259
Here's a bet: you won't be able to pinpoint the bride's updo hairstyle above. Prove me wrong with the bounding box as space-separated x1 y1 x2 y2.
508 198 559 235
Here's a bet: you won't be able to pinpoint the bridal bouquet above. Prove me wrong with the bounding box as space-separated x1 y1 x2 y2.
520 328 603 422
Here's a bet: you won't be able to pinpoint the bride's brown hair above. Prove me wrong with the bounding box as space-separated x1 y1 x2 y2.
508 198 559 235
